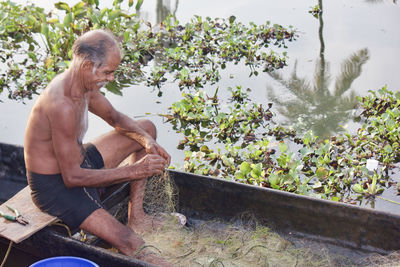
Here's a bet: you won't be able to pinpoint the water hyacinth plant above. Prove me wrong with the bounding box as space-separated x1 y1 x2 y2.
0 0 295 100
1 0 399 206
164 85 400 204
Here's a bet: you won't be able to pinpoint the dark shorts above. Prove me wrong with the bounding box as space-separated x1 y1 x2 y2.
27 143 105 230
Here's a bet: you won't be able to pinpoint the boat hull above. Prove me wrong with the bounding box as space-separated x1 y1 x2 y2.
1 142 400 266
169 170 400 254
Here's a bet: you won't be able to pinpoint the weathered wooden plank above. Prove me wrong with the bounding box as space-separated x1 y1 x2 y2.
0 186 57 243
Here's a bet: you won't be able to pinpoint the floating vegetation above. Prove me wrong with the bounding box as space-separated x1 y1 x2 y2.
165 85 400 204
0 0 295 100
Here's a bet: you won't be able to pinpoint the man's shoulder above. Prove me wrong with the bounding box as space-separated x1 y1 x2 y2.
42 77 73 107
48 97 76 118
38 92 75 123
40 91 72 110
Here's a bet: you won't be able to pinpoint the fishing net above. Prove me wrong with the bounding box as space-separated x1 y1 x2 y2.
89 172 400 267
357 251 400 267
142 218 358 266
137 173 353 266
143 172 179 216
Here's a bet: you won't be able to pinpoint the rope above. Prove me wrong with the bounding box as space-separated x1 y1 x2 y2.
50 221 72 237
0 240 13 267
132 244 162 259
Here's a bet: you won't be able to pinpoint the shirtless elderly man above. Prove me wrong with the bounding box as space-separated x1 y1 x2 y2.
24 29 173 266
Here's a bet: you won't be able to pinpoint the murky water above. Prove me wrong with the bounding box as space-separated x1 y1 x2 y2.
0 0 399 212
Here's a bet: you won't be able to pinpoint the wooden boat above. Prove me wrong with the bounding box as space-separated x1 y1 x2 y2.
1 142 400 266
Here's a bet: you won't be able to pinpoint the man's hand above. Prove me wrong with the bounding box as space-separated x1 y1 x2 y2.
130 154 167 179
144 140 171 166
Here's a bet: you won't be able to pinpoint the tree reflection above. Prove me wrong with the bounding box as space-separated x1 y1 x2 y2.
156 0 179 23
364 0 397 4
266 0 370 139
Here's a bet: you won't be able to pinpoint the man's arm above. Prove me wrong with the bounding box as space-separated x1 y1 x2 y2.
49 98 166 188
88 90 171 165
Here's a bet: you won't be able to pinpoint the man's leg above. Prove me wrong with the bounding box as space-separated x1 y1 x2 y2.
91 119 161 232
80 209 143 255
80 209 173 266
126 148 160 233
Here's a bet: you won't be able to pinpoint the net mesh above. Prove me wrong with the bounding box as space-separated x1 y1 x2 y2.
357 251 400 267
143 172 179 215
109 172 400 266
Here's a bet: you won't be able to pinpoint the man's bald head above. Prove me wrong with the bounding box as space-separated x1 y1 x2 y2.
72 29 122 68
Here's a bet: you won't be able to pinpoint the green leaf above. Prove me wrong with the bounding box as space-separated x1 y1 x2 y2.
200 145 210 153
56 60 69 69
135 0 144 11
384 144 393 154
72 2 85 11
252 163 263 177
108 10 121 20
299 147 313 156
27 15 38 25
41 22 49 38
278 142 288 153
27 52 37 61
239 162 251 175
316 167 329 179
105 81 123 96
352 184 364 194
268 173 280 187
395 91 400 100
331 196 340 202
129 0 134 7
235 171 245 180
74 10 87 20
55 2 71 12
63 12 73 28
47 18 59 24
88 11 101 25
229 15 236 24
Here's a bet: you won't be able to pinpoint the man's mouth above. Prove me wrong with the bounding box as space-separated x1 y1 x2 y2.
97 81 108 87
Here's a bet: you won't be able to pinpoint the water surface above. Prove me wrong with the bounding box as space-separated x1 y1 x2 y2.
1 0 399 212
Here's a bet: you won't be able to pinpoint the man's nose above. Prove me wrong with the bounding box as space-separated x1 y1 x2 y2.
107 73 115 82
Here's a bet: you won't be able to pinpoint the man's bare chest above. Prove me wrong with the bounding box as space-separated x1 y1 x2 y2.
75 97 89 144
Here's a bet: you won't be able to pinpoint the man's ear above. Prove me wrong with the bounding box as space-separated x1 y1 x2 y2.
81 60 93 72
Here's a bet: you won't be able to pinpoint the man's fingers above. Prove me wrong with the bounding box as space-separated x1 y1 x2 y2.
157 146 171 165
148 143 171 165
147 154 167 171
148 154 167 164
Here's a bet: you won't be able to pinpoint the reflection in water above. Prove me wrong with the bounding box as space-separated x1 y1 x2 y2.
365 0 397 4
266 0 369 139
156 0 179 23
267 49 369 139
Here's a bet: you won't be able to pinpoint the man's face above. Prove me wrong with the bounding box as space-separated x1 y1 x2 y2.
89 48 121 90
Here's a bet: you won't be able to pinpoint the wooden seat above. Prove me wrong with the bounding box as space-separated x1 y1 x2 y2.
0 186 57 243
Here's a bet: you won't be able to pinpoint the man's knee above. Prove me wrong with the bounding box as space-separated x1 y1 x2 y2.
138 119 157 140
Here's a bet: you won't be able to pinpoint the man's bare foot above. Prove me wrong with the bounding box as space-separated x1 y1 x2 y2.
135 246 174 267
